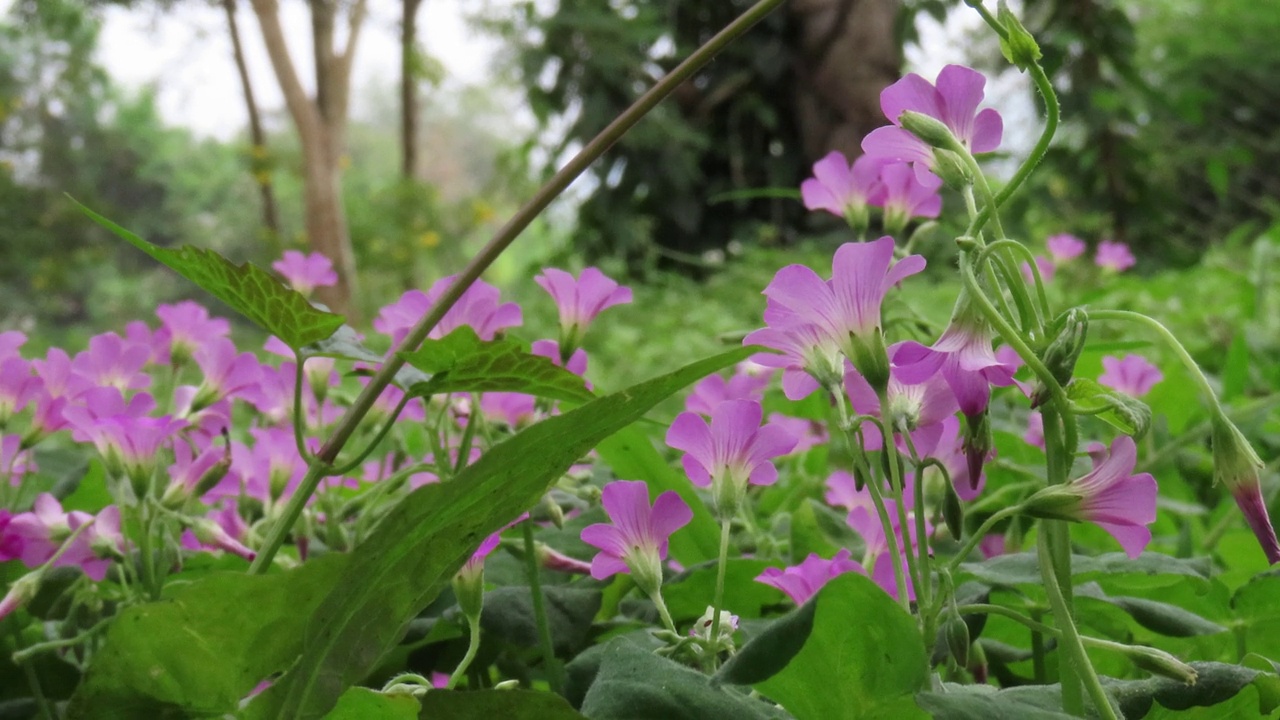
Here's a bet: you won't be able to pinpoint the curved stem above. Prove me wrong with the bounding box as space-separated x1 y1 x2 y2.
328 393 412 477
1037 537 1120 720
523 521 562 692
1089 310 1223 415
948 505 1022 573
11 619 110 664
291 359 315 463
247 0 787 573
651 590 678 635
11 628 53 720
447 616 483 689
976 239 1051 323
708 519 732 664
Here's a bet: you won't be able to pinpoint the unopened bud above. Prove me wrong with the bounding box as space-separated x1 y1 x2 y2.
969 637 989 683
1033 308 1088 406
1126 644 1198 685
846 332 891 399
930 149 974 191
962 411 994 489
997 1 1043 71
538 493 566 529
452 564 486 625
0 570 42 621
690 605 740 652
942 477 965 542
944 614 971 667
190 519 256 562
899 110 960 151
494 680 520 691
1211 415 1280 564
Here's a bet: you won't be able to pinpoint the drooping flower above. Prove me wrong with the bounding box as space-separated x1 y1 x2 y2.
1098 354 1163 397
873 161 943 232
862 64 1003 184
535 267 632 349
273 250 338 297
893 301 1016 420
800 151 884 226
1095 240 1136 272
374 276 522 346
1023 436 1157 558
919 416 986 502
155 301 231 364
580 480 692 593
666 399 796 519
746 237 926 395
755 549 865 605
1046 233 1087 263
1211 416 1280 564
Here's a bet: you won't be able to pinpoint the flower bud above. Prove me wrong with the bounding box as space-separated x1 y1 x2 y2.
690 605 740 652
997 1 1044 71
942 476 965 542
452 563 486 625
1212 415 1280 564
190 519 256 562
944 614 971 667
930 149 974 191
968 638 989 684
899 110 960 150
0 570 42 621
1033 308 1088 407
846 331 891 400
962 411 994 490
1125 644 1198 685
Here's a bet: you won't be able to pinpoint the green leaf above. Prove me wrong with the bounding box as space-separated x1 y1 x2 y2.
480 586 602 656
417 689 586 719
715 599 817 686
594 426 719 565
1066 378 1150 436
916 684 1076 719
401 327 594 403
1075 583 1227 637
754 573 928 720
246 345 757 719
73 199 343 351
663 559 782 621
302 325 429 390
325 687 419 719
960 552 1213 590
65 554 350 719
579 638 775 720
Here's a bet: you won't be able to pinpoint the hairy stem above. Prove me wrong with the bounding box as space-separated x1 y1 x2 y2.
523 521 562 692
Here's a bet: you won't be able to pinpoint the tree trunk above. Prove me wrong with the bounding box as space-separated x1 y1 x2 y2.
790 0 902 162
247 0 364 319
401 0 424 179
221 0 281 250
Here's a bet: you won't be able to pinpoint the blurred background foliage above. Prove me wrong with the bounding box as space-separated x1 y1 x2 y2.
0 0 1277 334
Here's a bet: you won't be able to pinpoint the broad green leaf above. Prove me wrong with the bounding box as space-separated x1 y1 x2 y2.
1075 583 1227 637
65 554 350 719
74 200 343 351
246 345 756 719
401 326 594 403
1231 571 1280 660
480 586 602 656
916 684 1075 719
1067 378 1149 436
578 638 775 720
663 559 782 621
960 552 1213 591
594 425 719 565
754 573 928 720
325 687 419 719
418 689 586 719
715 599 817 686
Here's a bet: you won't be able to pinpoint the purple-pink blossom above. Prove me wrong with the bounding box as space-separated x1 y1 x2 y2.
862 64 1003 184
6 494 111 579
155 301 230 363
893 310 1017 420
273 250 338 296
665 399 796 518
755 549 865 605
71 332 151 393
1095 240 1136 272
190 338 262 410
873 161 943 229
1098 354 1163 397
580 480 692 582
374 276 522 346
0 357 38 424
1046 234 1087 263
684 365 772 416
535 267 632 347
843 357 958 453
800 151 883 222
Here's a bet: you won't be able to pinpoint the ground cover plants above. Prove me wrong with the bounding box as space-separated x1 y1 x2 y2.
2 1 1279 718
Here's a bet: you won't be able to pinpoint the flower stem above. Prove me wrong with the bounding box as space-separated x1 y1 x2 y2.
879 417 924 611
947 505 1021 574
522 521 562 692
1088 310 1224 415
11 628 53 720
247 0 787 574
447 615 483 690
708 518 732 665
651 590 678 635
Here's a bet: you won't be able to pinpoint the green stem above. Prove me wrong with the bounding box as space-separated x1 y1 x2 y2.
11 619 110 664
1089 310 1223 414
881 426 923 607
1041 402 1083 713
976 239 1051 324
1038 528 1117 719
651 590 678 635
447 615 484 690
522 521 562 692
327 393 412 477
11 628 53 720
708 519 732 664
291 358 315 463
247 0 787 574
947 506 1022 574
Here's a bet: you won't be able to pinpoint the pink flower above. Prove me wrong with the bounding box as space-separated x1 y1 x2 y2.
1046 233 1086 263
1095 240 1136 272
1098 354 1163 397
755 549 865 605
919 416 986 502
273 250 338 297
189 338 262 410
0 331 26 359
843 358 958 453
480 392 537 428
0 357 38 424
862 65 1003 184
684 366 772 416
7 494 103 578
155 301 230 363
1021 256 1055 284
745 237 925 397
1024 411 1045 450
374 276 522 346
222 427 310 503
1 434 36 484
893 309 1016 419
872 162 943 229
979 534 1006 559
666 399 796 518
767 413 828 454
71 332 151 392
534 268 632 347
531 339 589 378
1025 436 1157 558
32 348 91 402
0 509 23 562
580 480 692 585
800 151 883 222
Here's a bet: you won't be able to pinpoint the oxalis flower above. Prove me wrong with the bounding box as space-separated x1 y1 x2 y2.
1046 233 1087 263
1022 436 1157 558
745 237 926 396
666 399 796 520
1212 417 1280 564
534 267 631 351
800 151 883 228
374 276 522 346
874 162 943 234
580 480 692 595
1098 354 1163 397
862 64 1003 185
1095 240 1136 272
273 250 338 297
755 548 865 605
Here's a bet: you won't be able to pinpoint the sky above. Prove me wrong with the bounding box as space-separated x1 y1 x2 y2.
95 0 504 140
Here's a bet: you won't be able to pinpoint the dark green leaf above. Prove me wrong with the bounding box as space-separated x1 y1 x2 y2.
402 327 593 403
418 689 586 719
579 638 774 720
754 573 928 720
594 426 719 565
326 687 419 719
715 599 817 686
916 684 1076 719
73 200 343 351
1104 661 1280 718
960 552 1212 590
1075 583 1227 637
480 586 602 656
246 345 756 719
